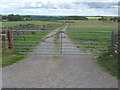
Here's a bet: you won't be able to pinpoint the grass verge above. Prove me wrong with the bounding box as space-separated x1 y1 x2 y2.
2 49 25 67
97 52 119 79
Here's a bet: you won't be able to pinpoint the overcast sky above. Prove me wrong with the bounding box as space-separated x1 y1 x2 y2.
0 0 119 16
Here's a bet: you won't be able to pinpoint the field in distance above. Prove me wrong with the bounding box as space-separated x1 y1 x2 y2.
86 17 101 20
66 20 117 45
2 21 62 27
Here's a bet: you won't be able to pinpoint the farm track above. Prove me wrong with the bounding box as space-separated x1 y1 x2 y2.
2 24 118 88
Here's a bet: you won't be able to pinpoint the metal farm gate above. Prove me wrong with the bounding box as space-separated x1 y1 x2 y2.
10 25 112 56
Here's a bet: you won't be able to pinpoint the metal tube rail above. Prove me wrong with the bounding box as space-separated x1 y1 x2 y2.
17 50 102 53
12 30 53 32
14 47 107 49
12 30 112 33
13 41 108 44
66 31 112 33
13 35 111 39
18 52 100 56
13 44 106 47
16 48 107 50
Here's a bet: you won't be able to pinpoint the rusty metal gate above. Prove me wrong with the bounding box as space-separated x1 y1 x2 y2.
11 25 112 56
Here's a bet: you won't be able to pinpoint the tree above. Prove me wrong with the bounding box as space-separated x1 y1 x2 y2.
23 15 32 21
110 17 119 22
100 17 107 21
0 14 2 21
8 14 23 21
59 16 88 20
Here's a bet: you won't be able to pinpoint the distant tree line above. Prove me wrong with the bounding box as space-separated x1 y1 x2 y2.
1 14 32 21
0 14 2 21
58 16 88 20
99 16 120 22
1 14 119 22
31 16 88 20
32 15 59 20
109 17 120 22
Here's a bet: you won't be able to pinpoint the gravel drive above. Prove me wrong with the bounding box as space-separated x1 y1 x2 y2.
2 25 118 88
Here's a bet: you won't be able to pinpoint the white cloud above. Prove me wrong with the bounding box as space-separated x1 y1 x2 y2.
0 0 119 16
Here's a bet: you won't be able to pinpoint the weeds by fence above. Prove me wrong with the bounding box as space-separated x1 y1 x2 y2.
110 31 119 58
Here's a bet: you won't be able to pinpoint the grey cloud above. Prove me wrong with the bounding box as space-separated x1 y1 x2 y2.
74 2 118 9
21 1 118 10
38 2 87 9
86 2 117 9
17 1 117 16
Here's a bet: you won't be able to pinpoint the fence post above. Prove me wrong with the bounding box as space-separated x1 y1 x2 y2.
7 30 13 49
111 31 114 54
60 31 62 54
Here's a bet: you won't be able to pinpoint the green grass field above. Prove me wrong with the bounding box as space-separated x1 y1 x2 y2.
86 17 101 20
66 20 117 45
66 21 117 48
2 21 61 27
2 22 63 67
66 20 118 78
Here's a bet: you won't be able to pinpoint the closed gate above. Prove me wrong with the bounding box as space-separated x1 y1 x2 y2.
11 25 112 56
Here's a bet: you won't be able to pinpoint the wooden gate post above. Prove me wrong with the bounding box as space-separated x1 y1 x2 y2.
7 30 13 49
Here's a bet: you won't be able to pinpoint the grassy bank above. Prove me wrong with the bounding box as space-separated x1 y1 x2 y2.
97 52 119 79
0 45 2 68
2 23 63 67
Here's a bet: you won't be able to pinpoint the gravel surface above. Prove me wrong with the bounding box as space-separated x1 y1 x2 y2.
2 25 118 88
